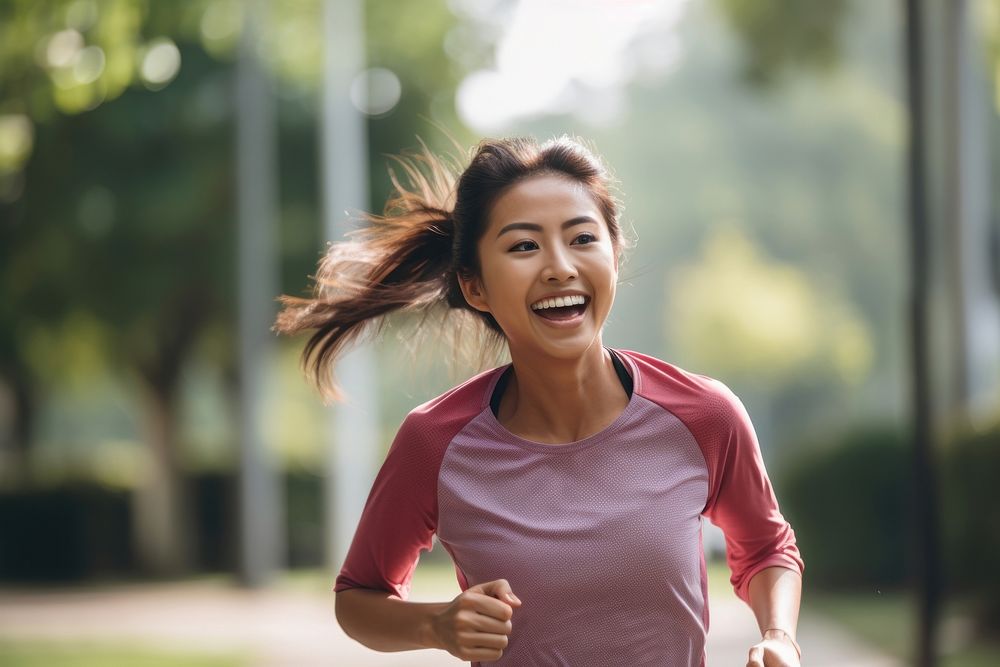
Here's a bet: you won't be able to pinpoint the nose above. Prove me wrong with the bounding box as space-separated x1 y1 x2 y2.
542 246 577 283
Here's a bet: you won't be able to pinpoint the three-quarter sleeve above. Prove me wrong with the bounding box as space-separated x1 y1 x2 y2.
699 382 804 605
333 413 440 600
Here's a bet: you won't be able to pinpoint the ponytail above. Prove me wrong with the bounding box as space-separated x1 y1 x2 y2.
273 142 494 402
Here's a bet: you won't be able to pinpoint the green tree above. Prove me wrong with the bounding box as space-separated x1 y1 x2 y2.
0 0 466 575
669 225 873 390
716 0 852 87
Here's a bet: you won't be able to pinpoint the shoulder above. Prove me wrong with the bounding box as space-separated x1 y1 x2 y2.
378 364 507 485
615 349 761 498
615 348 744 422
396 364 507 449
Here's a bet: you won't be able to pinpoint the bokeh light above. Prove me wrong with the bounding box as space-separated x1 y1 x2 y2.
140 38 181 91
349 67 402 116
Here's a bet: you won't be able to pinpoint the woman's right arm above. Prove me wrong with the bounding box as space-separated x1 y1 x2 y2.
335 579 521 661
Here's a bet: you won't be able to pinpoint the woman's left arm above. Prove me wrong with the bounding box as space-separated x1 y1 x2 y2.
745 565 803 667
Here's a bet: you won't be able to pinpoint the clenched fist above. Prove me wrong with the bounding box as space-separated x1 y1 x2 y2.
431 578 522 663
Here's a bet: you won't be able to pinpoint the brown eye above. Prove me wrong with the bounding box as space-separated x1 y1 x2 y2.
572 233 597 245
510 240 538 252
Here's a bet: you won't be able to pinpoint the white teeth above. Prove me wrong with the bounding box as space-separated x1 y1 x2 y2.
531 295 587 310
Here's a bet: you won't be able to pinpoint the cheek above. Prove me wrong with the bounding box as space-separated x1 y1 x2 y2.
590 244 619 277
479 258 525 309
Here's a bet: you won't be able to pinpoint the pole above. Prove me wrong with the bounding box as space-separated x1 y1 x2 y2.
321 0 380 572
236 0 284 587
903 0 941 664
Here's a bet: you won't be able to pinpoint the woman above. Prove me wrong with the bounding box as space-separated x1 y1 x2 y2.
275 136 804 666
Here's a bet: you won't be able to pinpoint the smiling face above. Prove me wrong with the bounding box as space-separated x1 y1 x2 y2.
458 173 619 362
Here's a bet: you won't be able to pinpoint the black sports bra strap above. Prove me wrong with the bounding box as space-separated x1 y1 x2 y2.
609 348 634 397
490 368 512 417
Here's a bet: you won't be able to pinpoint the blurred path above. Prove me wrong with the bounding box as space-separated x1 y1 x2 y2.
0 580 901 666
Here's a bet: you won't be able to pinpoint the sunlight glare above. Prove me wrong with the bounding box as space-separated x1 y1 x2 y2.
456 0 690 131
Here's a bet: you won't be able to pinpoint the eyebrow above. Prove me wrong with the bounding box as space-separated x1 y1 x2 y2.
495 216 599 239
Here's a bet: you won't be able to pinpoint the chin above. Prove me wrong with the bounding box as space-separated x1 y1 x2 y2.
531 335 605 360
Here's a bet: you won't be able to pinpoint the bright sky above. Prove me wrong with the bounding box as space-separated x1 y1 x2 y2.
454 0 691 131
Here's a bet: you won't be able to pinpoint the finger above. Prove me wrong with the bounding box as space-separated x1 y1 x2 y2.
480 578 522 606
469 613 513 636
465 592 515 621
460 631 509 650
503 591 522 606
746 645 764 667
463 647 504 663
456 607 512 635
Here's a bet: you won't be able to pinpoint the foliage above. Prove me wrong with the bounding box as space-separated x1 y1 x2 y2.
365 0 473 211
780 419 1000 640
668 225 873 389
777 424 912 590
941 422 1000 638
0 0 464 475
716 0 852 87
0 482 133 581
0 1 237 484
0 469 326 581
978 0 1000 113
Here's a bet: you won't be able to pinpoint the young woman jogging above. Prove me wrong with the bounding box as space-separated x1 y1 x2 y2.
275 135 804 666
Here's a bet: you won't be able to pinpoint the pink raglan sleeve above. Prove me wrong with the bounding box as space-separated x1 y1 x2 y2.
333 412 440 600
699 381 804 606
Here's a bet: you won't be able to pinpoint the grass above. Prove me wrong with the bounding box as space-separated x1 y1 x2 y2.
0 640 248 667
807 588 914 659
807 587 1000 667
703 558 1000 666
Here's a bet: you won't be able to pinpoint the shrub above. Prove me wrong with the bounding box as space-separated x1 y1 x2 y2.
778 425 912 590
941 422 1000 638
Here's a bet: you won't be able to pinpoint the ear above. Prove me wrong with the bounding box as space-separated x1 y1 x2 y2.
458 272 491 313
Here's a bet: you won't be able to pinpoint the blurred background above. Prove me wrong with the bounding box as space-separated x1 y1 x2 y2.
1 0 999 665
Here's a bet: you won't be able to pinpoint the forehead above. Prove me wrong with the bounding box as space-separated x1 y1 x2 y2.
486 173 602 229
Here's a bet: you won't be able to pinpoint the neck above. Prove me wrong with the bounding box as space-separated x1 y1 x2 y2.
500 340 628 443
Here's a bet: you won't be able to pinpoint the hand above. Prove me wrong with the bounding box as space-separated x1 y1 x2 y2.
430 578 522 663
746 633 800 667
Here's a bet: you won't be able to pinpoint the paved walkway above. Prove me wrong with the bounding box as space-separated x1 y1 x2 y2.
0 579 901 666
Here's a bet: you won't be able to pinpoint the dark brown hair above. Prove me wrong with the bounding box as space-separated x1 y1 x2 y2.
274 135 630 402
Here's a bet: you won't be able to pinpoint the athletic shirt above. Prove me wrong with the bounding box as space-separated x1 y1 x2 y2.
334 348 804 666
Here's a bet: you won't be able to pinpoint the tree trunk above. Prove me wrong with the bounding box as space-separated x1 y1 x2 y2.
131 378 193 577
0 362 35 490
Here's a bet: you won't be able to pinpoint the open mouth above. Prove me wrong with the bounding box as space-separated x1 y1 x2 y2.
530 295 589 321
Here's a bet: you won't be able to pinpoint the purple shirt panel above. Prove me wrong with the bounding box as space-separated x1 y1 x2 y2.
437 386 709 666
